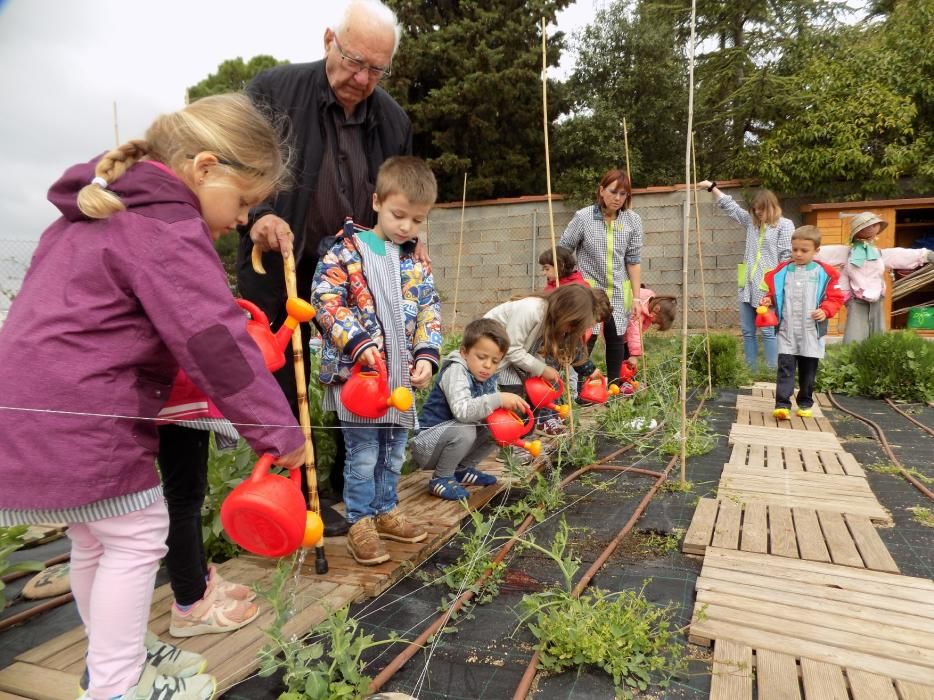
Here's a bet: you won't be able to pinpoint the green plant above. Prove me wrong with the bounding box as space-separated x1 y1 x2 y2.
0 526 45 609
908 506 934 528
659 413 716 457
688 334 748 389
817 332 934 402
514 519 686 697
437 507 505 606
258 556 400 699
307 351 338 487
505 464 566 524
201 437 255 561
554 427 597 468
867 462 932 484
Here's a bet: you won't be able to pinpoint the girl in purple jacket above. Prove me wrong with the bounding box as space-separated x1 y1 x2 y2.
0 95 304 700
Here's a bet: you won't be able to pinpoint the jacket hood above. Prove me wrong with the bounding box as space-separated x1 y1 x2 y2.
48 157 200 223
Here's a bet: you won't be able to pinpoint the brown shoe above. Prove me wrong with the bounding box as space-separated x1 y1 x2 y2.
375 508 427 543
347 518 390 565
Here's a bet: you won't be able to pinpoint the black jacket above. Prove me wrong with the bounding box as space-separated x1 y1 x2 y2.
235 60 412 315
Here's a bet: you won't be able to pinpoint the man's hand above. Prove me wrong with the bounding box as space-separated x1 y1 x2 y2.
811 308 827 322
410 359 433 389
499 392 530 414
250 214 294 257
414 238 432 275
541 366 560 383
275 444 306 469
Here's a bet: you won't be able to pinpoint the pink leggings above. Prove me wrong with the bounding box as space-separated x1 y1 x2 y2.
67 499 169 699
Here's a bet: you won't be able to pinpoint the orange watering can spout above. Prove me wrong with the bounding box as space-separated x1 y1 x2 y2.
486 407 539 456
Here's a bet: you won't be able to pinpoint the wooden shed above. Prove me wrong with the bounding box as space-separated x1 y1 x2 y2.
801 197 934 336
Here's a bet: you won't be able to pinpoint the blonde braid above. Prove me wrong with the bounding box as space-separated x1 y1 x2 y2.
76 140 150 219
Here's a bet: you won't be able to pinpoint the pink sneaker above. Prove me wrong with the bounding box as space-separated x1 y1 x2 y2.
206 565 255 602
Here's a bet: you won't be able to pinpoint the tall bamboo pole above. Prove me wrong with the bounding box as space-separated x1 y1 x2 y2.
691 132 712 396
541 17 574 436
449 173 468 336
622 117 648 381
622 117 631 188
680 0 698 485
283 252 328 574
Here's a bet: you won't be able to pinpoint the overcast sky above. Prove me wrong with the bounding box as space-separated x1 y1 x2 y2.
0 0 594 240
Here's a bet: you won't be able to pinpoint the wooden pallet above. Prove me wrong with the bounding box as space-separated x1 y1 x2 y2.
717 468 892 524
750 384 833 409
690 548 934 688
710 639 934 699
0 449 540 698
728 443 865 476
729 424 844 452
736 394 826 417
682 498 898 572
735 407 835 432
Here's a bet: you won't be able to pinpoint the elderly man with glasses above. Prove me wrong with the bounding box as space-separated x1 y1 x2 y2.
236 0 415 536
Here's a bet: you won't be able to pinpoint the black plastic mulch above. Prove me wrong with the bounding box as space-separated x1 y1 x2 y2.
5 390 931 699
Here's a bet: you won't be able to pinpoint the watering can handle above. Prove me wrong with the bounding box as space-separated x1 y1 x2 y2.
356 352 387 377
236 298 270 327
518 406 535 431
249 454 303 487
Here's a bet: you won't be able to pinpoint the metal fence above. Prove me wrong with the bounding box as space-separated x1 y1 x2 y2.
0 240 37 325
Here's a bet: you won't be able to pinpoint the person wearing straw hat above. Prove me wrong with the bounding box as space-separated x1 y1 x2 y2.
814 212 934 343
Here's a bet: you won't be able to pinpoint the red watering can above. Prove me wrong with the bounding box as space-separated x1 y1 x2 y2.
579 373 621 405
235 298 316 372
755 305 779 328
524 376 570 419
221 454 324 558
486 407 542 457
341 355 413 419
618 360 637 384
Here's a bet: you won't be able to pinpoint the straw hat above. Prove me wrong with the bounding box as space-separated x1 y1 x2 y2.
849 212 888 240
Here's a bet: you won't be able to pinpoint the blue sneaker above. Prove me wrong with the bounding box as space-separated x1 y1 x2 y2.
428 476 469 500
454 466 498 487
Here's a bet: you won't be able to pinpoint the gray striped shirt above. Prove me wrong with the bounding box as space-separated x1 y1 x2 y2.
0 485 163 526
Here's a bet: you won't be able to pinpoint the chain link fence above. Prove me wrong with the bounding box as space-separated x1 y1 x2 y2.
0 240 37 326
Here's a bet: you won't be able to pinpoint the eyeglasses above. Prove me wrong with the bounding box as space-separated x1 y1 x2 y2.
333 36 392 81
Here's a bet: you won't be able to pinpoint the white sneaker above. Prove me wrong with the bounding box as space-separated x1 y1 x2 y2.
78 663 216 700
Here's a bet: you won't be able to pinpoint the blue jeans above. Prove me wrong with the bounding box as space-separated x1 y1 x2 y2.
739 301 777 369
341 422 408 524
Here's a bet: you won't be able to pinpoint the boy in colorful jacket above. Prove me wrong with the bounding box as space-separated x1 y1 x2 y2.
311 157 442 566
760 226 844 419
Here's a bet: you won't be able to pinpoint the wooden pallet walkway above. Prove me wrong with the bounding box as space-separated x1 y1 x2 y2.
728 442 865 476
0 449 541 698
710 639 934 699
691 548 934 693
683 498 898 571
749 382 833 409
736 394 826 418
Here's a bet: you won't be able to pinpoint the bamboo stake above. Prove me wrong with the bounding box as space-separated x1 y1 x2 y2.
449 173 468 336
283 251 328 574
679 0 699 486
691 132 712 396
622 117 631 189
541 16 575 437
621 116 649 384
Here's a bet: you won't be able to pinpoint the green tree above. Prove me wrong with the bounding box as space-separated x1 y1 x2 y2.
753 0 934 198
553 0 688 202
384 0 572 202
187 55 288 101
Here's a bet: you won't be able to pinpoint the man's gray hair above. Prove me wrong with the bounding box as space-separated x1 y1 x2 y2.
335 0 402 57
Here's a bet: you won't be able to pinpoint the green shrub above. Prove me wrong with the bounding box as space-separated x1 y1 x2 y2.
817 331 934 402
688 334 747 388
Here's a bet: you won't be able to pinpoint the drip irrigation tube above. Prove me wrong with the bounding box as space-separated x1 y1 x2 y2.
884 398 934 439
367 420 666 694
827 391 934 502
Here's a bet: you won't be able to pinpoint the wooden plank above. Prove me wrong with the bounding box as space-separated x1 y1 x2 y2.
736 394 824 417
740 502 768 554
738 408 750 425
696 580 934 636
844 514 899 573
802 449 825 472
896 680 934 700
683 498 719 555
816 392 832 408
792 508 832 563
800 658 848 699
767 444 783 470
729 444 747 466
705 547 934 592
756 649 802 700
729 424 842 451
816 417 835 433
0 664 78 700
819 451 845 475
712 498 742 550
0 692 32 700
710 640 753 700
839 451 866 477
769 506 799 558
784 447 803 472
817 510 865 568
719 469 877 492
689 616 934 685
750 443 766 466
848 669 899 700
